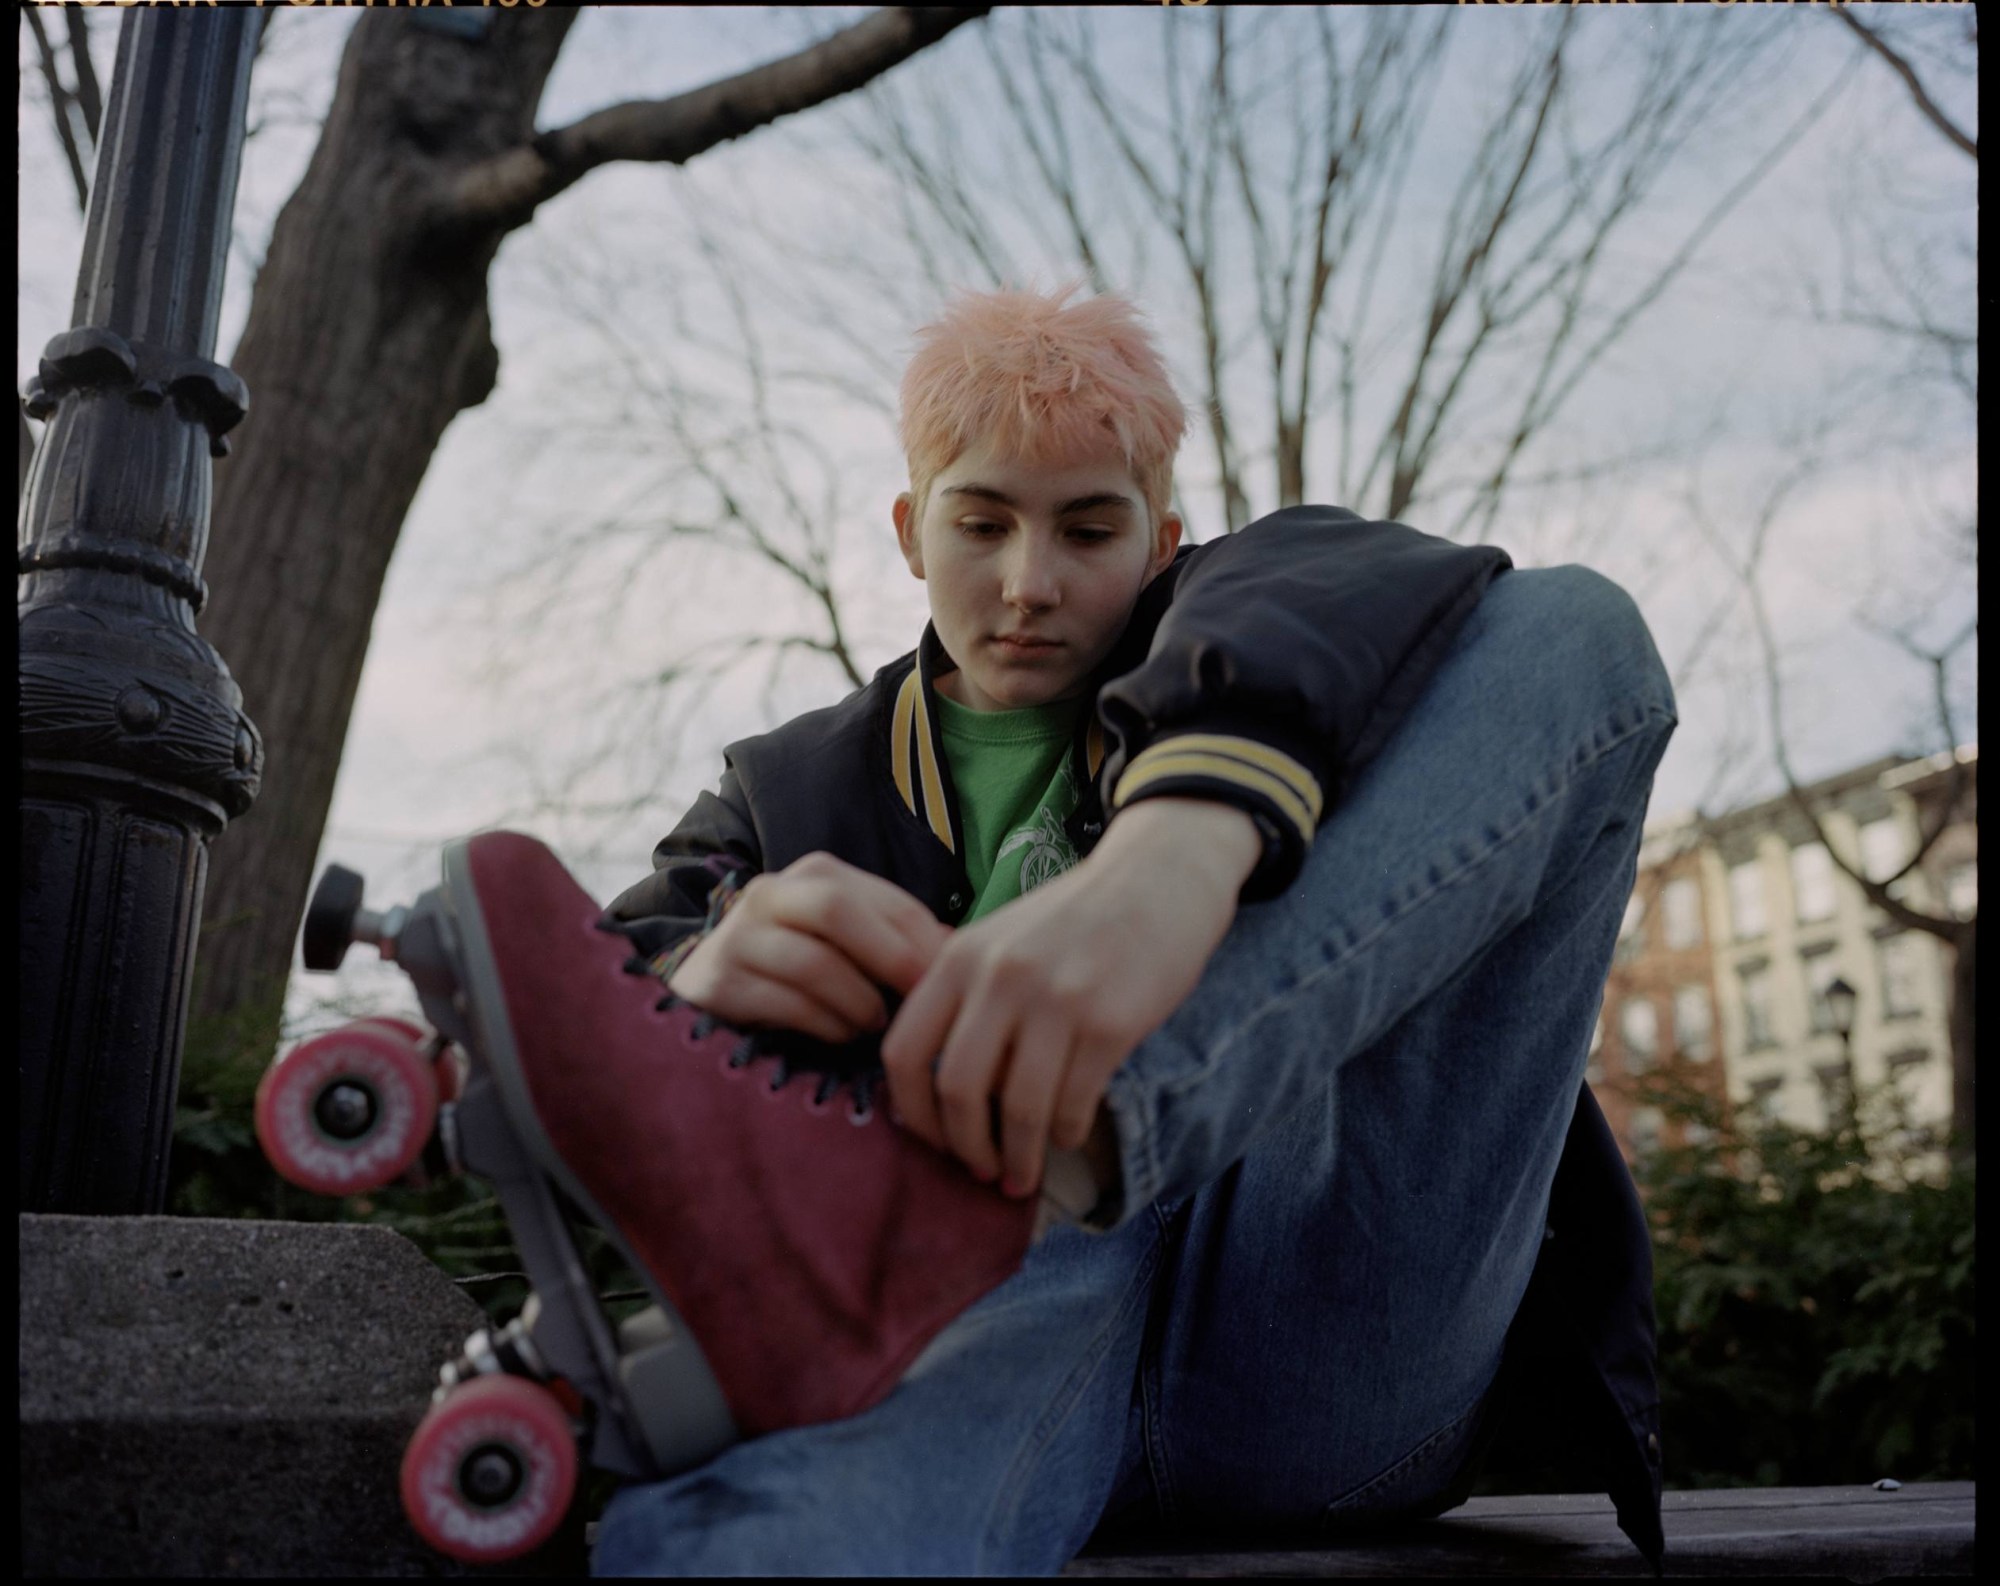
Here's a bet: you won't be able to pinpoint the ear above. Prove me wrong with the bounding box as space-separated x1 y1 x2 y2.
1149 512 1184 580
893 493 925 579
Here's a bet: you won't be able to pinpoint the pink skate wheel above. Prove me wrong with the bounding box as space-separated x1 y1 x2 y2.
401 1375 578 1564
350 1016 463 1104
255 1020 439 1196
351 1015 428 1046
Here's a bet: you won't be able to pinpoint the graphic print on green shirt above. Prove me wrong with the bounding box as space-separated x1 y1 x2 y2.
934 691 1086 924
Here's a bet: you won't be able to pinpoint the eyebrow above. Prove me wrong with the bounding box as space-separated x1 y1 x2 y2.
942 484 1137 516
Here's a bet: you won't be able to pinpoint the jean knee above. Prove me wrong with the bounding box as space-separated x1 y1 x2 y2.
1504 565 1676 730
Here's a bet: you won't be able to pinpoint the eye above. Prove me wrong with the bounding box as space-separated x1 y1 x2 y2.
1070 526 1115 545
957 520 1005 538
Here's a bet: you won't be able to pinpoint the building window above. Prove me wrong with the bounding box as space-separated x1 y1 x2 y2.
1729 861 1768 940
1662 877 1703 951
1885 1049 1931 1135
1876 932 1925 1018
1747 1074 1784 1122
1860 818 1906 885
1801 945 1843 1035
1621 997 1660 1071
1673 984 1714 1061
1739 961 1776 1050
1791 842 1838 924
1945 860 1976 919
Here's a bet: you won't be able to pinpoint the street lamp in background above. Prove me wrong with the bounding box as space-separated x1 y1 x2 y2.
1825 975 1859 1107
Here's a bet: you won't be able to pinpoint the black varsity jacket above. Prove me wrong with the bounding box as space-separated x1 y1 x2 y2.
605 504 1666 1566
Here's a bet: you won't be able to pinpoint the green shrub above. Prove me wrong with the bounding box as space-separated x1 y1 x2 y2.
1631 1067 1974 1488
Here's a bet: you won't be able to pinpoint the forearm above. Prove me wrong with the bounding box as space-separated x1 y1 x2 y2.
1090 796 1263 908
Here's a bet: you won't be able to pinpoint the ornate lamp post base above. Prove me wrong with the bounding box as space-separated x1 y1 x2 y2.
19 6 266 1213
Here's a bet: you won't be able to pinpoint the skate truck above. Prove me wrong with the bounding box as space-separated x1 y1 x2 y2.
255 831 1035 1565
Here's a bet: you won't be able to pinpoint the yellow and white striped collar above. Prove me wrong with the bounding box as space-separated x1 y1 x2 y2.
888 624 1110 855
889 625 960 855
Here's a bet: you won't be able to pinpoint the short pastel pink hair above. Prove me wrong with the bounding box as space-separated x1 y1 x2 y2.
897 281 1187 527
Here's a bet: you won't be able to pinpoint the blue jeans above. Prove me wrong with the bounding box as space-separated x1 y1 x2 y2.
592 565 1678 1576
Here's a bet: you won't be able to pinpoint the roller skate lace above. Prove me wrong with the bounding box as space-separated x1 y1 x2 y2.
595 900 883 1124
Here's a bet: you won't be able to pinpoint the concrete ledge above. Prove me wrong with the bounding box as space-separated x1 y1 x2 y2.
20 1214 584 1577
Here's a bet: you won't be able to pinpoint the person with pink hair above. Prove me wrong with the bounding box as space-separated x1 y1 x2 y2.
573 280 1673 1571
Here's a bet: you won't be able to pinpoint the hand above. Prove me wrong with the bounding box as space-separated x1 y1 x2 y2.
667 851 951 1043
880 798 1261 1195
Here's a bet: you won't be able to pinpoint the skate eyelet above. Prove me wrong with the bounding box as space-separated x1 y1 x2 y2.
717 1048 749 1080
848 1103 875 1127
689 1013 718 1041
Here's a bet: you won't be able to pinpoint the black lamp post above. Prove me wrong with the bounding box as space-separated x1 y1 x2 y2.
19 5 266 1213
1825 973 1859 1108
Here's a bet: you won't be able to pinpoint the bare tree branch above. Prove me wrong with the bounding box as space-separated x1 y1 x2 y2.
1826 6 1976 161
25 3 90 212
1698 441 1970 946
1048 14 1249 529
1442 33 1858 544
59 3 102 145
446 7 992 237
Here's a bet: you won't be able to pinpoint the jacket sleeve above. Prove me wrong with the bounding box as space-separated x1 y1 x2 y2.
601 760 765 961
1095 505 1510 902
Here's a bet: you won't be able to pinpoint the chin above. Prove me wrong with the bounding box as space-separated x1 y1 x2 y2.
997 678 1075 709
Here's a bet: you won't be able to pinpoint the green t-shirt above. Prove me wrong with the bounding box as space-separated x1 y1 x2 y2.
935 692 1087 924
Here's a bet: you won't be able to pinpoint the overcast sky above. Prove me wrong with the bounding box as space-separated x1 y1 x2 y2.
18 5 1976 1033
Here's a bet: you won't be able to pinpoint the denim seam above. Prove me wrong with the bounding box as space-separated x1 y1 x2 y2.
1101 1064 1161 1235
1157 702 1674 1111
1317 1387 1488 1527
1137 1200 1181 1525
974 1223 1167 1572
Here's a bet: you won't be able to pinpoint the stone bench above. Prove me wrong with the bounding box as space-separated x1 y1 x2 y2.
20 1215 1974 1578
1063 1484 1974 1578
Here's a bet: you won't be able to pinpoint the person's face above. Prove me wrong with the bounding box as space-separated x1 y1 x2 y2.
893 437 1181 711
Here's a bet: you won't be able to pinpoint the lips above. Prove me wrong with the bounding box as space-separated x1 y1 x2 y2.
993 634 1060 650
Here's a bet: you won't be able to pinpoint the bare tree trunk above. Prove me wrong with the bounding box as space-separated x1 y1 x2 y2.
1948 917 1974 1165
186 7 989 1069
190 10 578 1054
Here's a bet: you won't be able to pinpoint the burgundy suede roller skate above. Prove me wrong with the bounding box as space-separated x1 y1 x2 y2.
255 831 1036 1564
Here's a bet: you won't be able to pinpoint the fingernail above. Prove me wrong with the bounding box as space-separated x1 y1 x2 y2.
971 1163 998 1184
1001 1173 1031 1199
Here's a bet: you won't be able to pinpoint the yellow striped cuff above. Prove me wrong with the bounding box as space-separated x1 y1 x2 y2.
1112 737 1321 842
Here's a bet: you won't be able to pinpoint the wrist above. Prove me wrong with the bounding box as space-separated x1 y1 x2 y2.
1095 796 1263 893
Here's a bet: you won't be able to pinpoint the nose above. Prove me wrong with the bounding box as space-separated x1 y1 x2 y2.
1001 537 1060 612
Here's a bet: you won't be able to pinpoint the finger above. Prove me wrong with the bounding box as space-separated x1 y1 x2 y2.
1051 1034 1122 1156
774 872 944 998
880 950 962 1152
996 1000 1077 1199
931 979 1016 1183
670 928 878 1041
734 927 889 1035
704 968 862 1047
